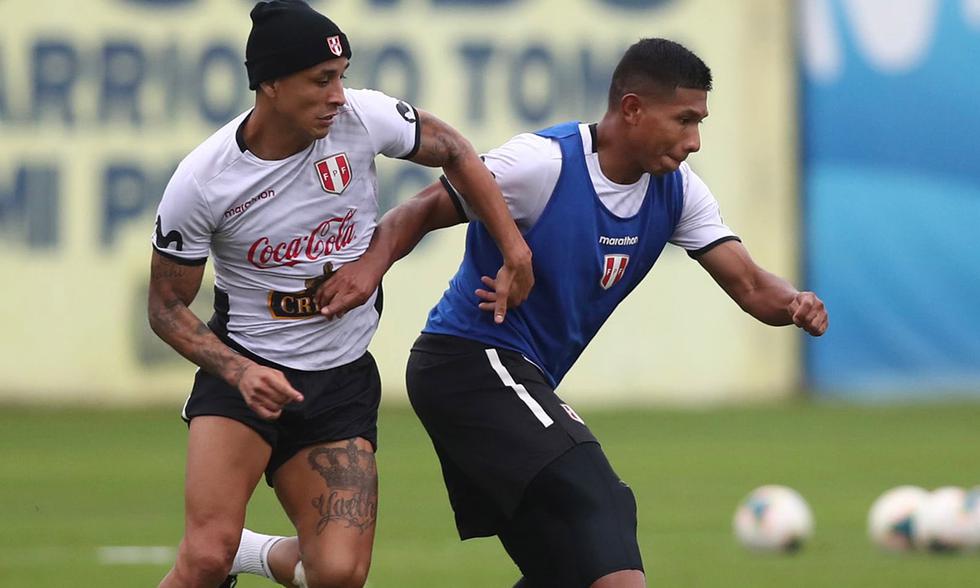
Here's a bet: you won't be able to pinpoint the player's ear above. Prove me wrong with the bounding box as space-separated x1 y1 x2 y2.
621 93 643 125
258 79 278 99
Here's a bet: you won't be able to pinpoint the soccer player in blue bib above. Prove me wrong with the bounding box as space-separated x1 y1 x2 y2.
315 38 828 587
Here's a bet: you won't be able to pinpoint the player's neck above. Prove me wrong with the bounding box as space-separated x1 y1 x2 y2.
243 106 316 161
595 115 645 185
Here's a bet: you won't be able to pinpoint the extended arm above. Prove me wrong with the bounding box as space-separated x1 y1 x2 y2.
696 241 828 336
407 110 528 266
318 109 533 322
315 181 464 318
147 251 303 419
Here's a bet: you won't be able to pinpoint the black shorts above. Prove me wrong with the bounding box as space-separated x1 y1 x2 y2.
406 333 598 538
182 343 381 486
499 442 643 588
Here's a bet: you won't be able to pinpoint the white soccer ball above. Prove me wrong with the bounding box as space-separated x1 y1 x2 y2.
733 485 814 552
911 486 975 552
867 485 929 552
961 486 980 550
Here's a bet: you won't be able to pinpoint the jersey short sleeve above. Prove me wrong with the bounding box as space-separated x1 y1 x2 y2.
670 163 740 257
444 133 561 233
151 167 214 265
345 89 421 159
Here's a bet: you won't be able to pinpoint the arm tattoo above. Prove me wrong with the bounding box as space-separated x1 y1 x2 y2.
228 361 250 387
156 264 187 280
308 441 379 535
149 256 246 383
412 112 464 167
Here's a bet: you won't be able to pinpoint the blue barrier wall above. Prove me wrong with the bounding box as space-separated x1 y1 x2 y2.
800 0 980 397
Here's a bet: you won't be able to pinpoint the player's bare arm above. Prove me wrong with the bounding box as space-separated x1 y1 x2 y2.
696 240 828 336
319 110 533 323
147 251 303 419
410 109 534 321
317 181 463 319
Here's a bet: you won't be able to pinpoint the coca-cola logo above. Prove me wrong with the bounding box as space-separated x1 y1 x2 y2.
247 209 357 269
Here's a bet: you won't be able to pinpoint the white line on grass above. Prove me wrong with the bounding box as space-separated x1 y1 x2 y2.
97 546 175 565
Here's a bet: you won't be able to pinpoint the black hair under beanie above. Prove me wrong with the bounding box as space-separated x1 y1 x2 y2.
245 0 352 90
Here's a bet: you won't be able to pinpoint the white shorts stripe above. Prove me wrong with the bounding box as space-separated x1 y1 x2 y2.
485 349 553 428
180 393 192 421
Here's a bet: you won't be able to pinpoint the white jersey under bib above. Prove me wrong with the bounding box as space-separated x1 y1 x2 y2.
451 123 736 252
152 88 420 370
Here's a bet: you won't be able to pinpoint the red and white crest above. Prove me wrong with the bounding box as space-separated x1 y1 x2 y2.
600 254 629 290
315 153 352 195
326 35 343 57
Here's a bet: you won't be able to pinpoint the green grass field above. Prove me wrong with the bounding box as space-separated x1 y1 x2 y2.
1 402 978 587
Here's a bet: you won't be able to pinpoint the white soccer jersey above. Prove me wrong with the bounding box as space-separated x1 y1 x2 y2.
453 123 736 252
152 88 420 370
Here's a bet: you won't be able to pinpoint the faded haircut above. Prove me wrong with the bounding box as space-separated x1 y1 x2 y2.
608 38 712 107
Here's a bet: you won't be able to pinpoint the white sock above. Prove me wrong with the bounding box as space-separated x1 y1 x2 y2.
292 561 308 588
230 528 286 579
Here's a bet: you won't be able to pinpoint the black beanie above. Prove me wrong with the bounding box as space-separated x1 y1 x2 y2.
245 0 352 90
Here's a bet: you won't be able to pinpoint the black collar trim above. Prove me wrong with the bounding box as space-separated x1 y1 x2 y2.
235 111 253 153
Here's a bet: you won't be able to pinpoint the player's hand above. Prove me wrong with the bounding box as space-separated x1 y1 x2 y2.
788 291 828 336
235 363 304 420
476 250 534 324
316 259 385 321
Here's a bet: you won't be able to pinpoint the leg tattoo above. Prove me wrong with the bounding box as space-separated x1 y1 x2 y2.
307 441 378 535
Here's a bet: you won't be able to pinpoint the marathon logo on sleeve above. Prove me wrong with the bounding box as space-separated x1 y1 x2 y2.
268 263 335 319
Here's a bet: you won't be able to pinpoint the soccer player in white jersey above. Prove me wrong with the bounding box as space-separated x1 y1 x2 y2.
312 39 829 587
147 1 532 587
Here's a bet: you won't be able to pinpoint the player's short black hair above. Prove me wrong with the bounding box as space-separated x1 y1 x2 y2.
608 38 712 107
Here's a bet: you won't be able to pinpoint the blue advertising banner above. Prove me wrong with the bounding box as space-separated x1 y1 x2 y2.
800 0 980 397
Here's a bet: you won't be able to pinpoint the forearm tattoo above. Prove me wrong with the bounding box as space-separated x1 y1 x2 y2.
155 263 187 280
150 298 245 383
149 255 249 382
308 441 379 535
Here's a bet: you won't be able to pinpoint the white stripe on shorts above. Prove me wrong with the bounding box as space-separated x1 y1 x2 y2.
485 348 553 428
180 393 191 422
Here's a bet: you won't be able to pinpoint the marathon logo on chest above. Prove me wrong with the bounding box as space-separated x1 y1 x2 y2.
598 235 639 246
600 254 629 290
268 263 335 319
224 188 276 219
316 153 352 195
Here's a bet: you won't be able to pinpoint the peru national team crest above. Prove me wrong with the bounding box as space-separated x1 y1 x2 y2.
327 35 343 57
600 254 629 290
315 153 352 195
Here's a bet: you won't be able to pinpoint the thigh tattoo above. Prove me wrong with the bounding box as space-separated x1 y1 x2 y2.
307 440 378 534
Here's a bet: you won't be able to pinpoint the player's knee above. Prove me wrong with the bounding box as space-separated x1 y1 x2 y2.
176 546 234 582
177 529 239 581
301 554 370 588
